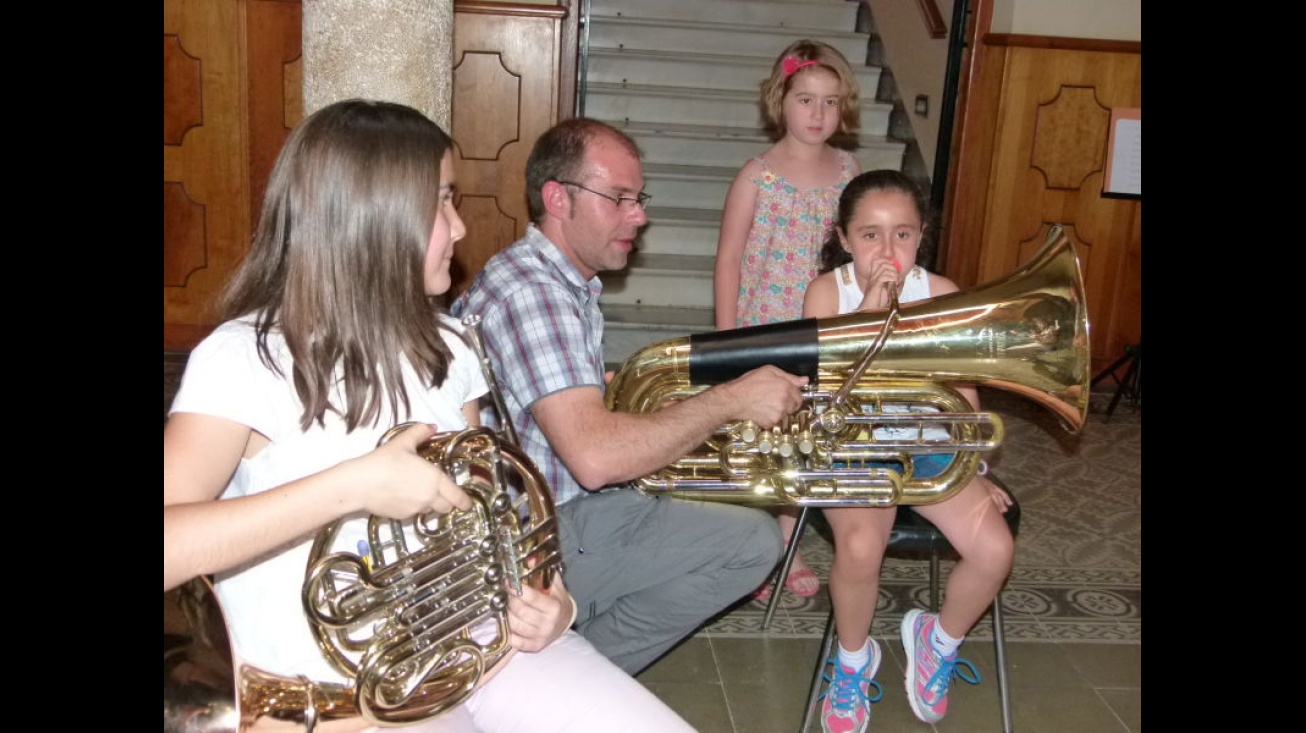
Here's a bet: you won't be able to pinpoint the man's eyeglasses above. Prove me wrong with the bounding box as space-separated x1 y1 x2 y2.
556 180 652 210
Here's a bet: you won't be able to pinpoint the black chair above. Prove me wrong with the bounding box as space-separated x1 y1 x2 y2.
776 474 1021 733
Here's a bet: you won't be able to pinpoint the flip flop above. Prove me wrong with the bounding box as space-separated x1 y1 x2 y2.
784 566 821 597
751 566 821 602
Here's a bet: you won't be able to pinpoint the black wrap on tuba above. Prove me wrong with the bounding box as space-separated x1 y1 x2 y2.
689 319 820 385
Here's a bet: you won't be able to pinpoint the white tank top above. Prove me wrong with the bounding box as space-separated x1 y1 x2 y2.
831 262 947 442
834 262 931 313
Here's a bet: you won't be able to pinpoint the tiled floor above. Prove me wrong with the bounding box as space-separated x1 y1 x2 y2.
637 629 1141 733
631 381 1142 732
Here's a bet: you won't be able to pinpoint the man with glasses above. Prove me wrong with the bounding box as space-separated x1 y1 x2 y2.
453 118 809 675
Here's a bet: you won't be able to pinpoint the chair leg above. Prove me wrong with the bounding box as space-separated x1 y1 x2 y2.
929 549 941 612
930 556 1014 731
992 592 1013 733
762 506 810 631
799 609 838 733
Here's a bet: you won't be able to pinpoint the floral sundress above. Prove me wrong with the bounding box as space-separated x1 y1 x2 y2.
733 149 857 326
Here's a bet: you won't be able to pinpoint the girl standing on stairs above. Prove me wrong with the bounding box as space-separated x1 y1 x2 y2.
803 170 1015 733
713 38 862 602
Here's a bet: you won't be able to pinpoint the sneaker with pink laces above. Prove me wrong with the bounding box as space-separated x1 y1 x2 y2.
901 609 981 724
819 639 883 733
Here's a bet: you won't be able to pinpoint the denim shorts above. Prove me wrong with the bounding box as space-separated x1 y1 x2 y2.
841 452 954 479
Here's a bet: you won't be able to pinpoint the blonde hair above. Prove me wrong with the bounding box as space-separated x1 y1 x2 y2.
760 39 861 139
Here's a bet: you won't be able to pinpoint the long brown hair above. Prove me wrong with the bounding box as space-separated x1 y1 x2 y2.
221 99 457 431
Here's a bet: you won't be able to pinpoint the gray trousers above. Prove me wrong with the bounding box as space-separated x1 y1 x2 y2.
556 488 783 675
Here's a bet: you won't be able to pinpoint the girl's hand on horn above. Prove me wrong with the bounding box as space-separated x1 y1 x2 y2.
350 422 472 519
505 562 575 652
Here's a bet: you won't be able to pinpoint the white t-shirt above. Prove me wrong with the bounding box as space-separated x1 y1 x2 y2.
169 314 488 683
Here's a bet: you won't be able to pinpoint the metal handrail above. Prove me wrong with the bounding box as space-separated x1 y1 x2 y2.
576 0 591 116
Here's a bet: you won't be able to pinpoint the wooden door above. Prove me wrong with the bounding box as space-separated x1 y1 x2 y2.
164 0 303 350
164 1 577 350
448 2 572 302
942 35 1141 369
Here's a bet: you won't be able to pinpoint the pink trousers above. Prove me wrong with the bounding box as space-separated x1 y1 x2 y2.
363 631 696 733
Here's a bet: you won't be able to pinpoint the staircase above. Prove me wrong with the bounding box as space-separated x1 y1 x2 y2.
581 0 917 367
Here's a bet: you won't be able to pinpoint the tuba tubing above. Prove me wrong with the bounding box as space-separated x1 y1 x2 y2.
606 227 1090 508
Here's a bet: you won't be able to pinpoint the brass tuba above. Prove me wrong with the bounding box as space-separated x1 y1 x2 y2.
606 227 1090 508
164 317 561 732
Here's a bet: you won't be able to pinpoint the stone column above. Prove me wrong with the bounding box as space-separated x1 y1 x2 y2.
302 0 454 128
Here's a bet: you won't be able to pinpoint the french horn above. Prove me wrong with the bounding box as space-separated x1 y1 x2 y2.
606 227 1090 508
164 317 561 732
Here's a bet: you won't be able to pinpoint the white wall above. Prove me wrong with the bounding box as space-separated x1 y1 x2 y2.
994 0 1141 41
873 0 1141 174
865 0 952 172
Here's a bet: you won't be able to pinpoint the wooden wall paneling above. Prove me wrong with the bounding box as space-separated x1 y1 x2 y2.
982 46 1140 365
943 35 1140 368
166 1 576 346
164 0 250 350
939 34 1005 289
164 0 302 351
555 1 580 120
450 2 566 302
246 0 303 224
1097 196 1140 362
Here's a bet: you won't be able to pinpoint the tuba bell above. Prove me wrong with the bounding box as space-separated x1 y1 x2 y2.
606 227 1090 508
164 317 561 733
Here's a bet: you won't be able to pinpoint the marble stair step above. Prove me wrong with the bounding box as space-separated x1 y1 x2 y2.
641 162 736 213
599 253 716 309
634 206 723 258
586 46 882 95
587 14 870 63
586 81 893 135
601 303 717 368
614 119 906 172
593 0 860 31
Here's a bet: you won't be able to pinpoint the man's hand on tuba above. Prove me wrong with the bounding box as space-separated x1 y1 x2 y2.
717 365 809 429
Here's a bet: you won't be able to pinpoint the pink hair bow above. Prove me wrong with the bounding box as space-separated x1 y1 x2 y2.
782 56 819 78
